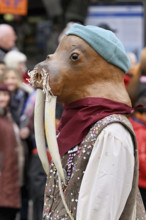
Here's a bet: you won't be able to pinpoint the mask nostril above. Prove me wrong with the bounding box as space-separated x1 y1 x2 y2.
36 72 42 81
36 72 39 79
28 69 43 88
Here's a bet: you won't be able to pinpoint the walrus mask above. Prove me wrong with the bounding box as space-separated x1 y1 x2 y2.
28 24 131 184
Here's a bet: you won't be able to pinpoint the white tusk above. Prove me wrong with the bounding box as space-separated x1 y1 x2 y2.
45 95 65 183
34 89 49 175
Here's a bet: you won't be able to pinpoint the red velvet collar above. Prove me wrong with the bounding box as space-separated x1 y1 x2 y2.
57 97 134 157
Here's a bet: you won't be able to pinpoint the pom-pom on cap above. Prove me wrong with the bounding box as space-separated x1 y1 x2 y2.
66 24 130 73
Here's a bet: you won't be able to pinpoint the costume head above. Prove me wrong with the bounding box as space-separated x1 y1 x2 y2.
29 23 131 182
66 24 130 73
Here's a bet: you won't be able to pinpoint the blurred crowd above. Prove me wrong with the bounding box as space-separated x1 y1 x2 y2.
125 48 146 209
0 1 89 220
0 0 146 220
0 23 64 220
0 24 47 220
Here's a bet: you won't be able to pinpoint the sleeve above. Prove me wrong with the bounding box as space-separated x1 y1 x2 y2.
76 123 135 220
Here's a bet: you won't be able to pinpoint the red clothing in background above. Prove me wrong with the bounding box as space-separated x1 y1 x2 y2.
0 114 20 209
124 74 131 88
129 116 146 188
23 72 29 84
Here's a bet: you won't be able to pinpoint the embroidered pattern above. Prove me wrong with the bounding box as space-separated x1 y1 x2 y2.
43 114 145 220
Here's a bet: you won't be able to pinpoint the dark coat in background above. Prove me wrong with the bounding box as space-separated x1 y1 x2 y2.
0 110 20 209
10 88 29 126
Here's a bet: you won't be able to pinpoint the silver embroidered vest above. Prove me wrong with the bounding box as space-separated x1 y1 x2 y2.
43 114 146 220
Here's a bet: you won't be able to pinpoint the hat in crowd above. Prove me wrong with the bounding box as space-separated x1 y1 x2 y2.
4 50 27 69
98 23 117 33
66 24 130 73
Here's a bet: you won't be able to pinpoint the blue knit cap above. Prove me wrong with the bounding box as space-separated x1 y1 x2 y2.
66 24 130 73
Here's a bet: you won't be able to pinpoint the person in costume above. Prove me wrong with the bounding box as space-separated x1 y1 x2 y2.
29 24 146 219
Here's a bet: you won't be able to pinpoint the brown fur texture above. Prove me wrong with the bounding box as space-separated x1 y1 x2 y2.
34 35 131 106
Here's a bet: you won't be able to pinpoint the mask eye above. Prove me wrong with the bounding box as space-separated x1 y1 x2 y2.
70 53 79 61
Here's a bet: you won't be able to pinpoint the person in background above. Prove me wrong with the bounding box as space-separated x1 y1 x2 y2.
4 50 33 93
1 68 29 126
41 0 89 52
129 97 146 208
127 47 146 106
1 68 31 220
0 83 23 220
59 0 89 42
127 52 137 76
124 52 137 88
20 90 62 220
4 50 27 77
20 91 47 220
0 24 17 61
